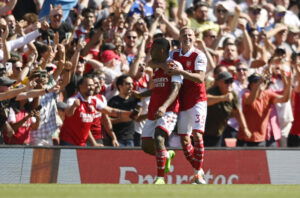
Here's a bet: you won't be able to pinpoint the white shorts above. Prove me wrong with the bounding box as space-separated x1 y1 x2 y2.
177 101 207 135
141 111 177 139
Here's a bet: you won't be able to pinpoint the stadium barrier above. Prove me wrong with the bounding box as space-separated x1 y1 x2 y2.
0 146 299 184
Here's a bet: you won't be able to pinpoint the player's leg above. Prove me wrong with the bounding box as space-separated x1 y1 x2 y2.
190 101 207 184
153 128 169 184
141 120 156 156
178 110 195 167
153 112 177 184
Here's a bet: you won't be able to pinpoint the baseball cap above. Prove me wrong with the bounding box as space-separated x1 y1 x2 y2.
0 76 16 86
249 4 262 11
100 50 120 63
248 74 262 84
216 71 233 81
288 26 300 33
275 5 286 13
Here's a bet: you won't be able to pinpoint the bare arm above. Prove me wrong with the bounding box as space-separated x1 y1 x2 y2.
0 86 30 101
273 72 292 104
101 114 119 147
170 69 206 83
232 108 252 139
155 82 181 118
0 0 17 16
128 34 147 78
177 0 188 25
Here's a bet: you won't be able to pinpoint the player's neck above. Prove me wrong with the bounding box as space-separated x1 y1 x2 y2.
181 46 191 55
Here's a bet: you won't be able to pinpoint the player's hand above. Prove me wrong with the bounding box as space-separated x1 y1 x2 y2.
93 143 104 147
155 105 167 119
244 128 252 139
224 92 234 102
112 139 120 147
131 90 142 99
72 99 81 108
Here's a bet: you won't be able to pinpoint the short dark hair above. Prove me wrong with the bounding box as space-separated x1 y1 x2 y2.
194 1 209 11
77 74 93 89
152 38 171 52
116 74 130 91
82 8 95 18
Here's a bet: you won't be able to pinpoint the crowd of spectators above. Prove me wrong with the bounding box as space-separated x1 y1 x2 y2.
0 0 300 148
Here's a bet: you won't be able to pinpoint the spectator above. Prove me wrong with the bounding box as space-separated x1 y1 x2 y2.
108 75 140 147
205 71 250 147
237 72 292 147
59 75 131 146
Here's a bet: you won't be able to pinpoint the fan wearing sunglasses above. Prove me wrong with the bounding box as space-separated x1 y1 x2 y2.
205 71 250 147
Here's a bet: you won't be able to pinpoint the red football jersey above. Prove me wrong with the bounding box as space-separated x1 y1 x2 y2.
90 94 107 140
147 68 183 120
60 93 107 146
170 47 207 111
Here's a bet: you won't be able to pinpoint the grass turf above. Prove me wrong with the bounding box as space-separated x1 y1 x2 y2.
0 184 300 198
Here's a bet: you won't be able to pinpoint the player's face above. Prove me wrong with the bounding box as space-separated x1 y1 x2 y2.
150 44 168 62
180 29 195 49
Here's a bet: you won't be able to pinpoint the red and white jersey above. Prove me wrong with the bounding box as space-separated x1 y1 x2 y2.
90 94 107 140
170 47 207 111
60 93 107 146
148 67 183 120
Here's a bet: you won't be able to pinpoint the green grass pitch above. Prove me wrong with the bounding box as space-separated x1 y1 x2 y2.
0 184 300 198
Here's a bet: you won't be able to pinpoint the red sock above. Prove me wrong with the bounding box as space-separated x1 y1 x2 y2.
156 150 168 177
182 143 195 167
193 139 204 171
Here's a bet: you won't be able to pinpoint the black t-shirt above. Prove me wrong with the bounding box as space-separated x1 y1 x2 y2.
108 96 139 140
50 22 72 43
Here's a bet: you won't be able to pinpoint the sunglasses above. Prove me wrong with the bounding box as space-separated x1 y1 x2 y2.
276 12 285 17
237 68 247 72
217 9 227 14
127 35 137 39
251 9 261 15
224 78 234 84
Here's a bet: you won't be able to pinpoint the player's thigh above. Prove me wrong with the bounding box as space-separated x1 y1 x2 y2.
177 110 193 135
191 101 207 133
155 111 178 136
141 119 156 139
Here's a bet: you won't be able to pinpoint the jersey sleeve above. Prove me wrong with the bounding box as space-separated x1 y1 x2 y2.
194 52 207 72
171 60 183 84
95 96 107 110
66 97 76 107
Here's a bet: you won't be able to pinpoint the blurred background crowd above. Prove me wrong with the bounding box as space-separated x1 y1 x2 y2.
0 0 299 148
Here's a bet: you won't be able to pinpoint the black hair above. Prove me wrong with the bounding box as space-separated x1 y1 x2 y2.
81 8 95 18
116 74 130 91
152 37 171 52
77 74 93 89
193 1 209 11
291 52 300 62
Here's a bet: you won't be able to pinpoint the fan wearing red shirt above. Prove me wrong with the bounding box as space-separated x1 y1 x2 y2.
138 38 183 184
168 27 207 184
59 75 131 146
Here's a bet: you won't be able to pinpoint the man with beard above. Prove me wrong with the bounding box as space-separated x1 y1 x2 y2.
60 75 132 146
